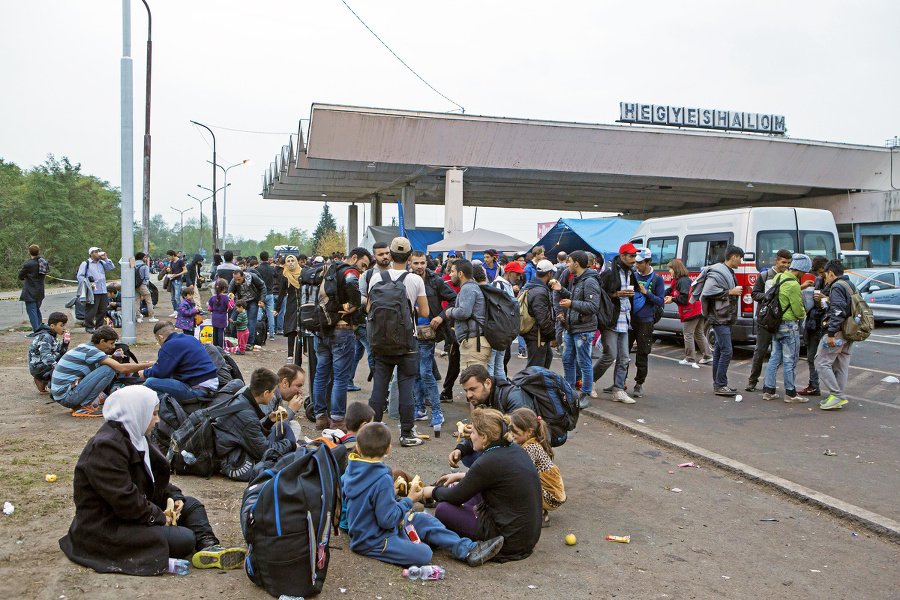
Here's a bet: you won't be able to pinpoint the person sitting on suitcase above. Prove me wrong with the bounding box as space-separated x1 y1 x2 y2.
213 368 297 481
342 422 505 568
139 321 219 404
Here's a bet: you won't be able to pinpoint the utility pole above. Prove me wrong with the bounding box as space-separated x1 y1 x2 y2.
190 120 216 261
140 0 152 255
119 0 136 344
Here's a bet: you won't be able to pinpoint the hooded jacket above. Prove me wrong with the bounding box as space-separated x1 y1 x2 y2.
691 262 738 326
342 454 413 553
822 275 856 336
28 323 67 376
521 278 555 341
421 268 457 342
557 268 602 334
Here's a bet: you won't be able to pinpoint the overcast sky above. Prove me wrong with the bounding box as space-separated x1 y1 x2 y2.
2 1 898 247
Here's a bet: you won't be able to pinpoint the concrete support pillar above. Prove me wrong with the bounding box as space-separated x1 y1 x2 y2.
444 168 464 238
401 183 416 230
348 203 358 252
370 194 382 227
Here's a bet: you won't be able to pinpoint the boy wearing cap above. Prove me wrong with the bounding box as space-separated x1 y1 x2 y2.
625 248 666 398
762 254 809 403
77 247 116 334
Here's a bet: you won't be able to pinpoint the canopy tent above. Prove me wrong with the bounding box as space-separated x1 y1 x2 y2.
362 226 444 254
534 218 644 264
427 228 531 255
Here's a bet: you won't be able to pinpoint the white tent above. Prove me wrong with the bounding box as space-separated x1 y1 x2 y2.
427 228 531 254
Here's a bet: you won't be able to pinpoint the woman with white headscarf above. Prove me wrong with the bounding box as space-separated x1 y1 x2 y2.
59 386 245 575
273 253 304 363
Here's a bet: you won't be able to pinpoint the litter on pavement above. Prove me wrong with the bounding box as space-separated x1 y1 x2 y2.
824 449 837 456
880 376 899 383
2 502 14 515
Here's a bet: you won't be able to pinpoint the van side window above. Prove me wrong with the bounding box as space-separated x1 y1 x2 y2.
801 231 837 262
648 237 678 270
757 231 798 270
683 234 733 269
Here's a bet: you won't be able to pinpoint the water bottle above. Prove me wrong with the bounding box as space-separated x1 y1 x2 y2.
821 338 843 347
181 450 198 465
278 596 305 600
168 558 189 575
63 331 70 343
402 565 445 580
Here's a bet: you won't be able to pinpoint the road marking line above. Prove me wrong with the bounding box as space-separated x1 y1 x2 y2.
846 371 871 389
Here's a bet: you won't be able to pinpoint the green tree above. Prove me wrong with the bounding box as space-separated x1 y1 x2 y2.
312 204 337 255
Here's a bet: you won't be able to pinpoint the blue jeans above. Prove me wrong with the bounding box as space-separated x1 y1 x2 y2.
246 301 259 347
563 331 595 395
24 301 43 332
359 511 475 566
764 321 801 395
170 279 182 312
144 378 213 403
313 328 355 420
348 326 372 386
414 340 442 425
488 349 507 383
517 335 527 355
55 365 116 409
275 297 286 333
712 324 733 389
263 294 275 337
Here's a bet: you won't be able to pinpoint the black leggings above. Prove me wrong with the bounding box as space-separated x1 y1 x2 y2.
162 496 218 558
287 332 298 358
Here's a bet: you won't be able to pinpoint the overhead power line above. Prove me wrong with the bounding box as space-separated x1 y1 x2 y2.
339 0 465 114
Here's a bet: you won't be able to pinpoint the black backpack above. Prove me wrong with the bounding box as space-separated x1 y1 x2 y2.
498 366 580 447
166 401 244 478
367 271 416 356
299 263 343 333
478 283 520 351
757 273 787 334
241 444 342 598
134 265 145 289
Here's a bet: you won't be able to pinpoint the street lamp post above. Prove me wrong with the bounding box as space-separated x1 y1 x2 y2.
170 205 193 253
139 0 152 255
189 120 217 259
208 159 250 251
189 183 229 259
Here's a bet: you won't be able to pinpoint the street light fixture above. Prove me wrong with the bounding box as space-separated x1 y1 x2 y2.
189 120 218 261
189 183 229 258
170 205 193 253
139 0 152 255
207 159 250 251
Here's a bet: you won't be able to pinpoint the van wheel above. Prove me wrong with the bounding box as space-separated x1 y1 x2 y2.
704 323 717 354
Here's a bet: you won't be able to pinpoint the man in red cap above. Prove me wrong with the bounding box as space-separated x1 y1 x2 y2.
592 243 641 405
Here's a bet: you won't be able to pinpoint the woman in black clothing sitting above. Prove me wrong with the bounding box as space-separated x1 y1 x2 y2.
423 408 543 562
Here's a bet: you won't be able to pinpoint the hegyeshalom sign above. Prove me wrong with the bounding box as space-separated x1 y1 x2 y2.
618 102 785 134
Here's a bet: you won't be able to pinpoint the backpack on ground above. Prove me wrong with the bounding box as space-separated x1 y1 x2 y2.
499 366 579 447
836 280 875 342
757 274 787 334
166 400 245 478
478 283 520 351
241 444 342 598
517 288 535 335
367 271 416 356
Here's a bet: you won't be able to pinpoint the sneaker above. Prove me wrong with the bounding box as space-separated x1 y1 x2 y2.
745 383 758 392
632 384 644 398
820 395 848 410
440 390 454 402
268 334 275 341
430 413 444 428
578 394 591 409
590 389 598 399
784 395 808 403
169 312 177 317
603 384 627 393
72 405 104 417
678 359 694 366
33 377 47 393
613 389 636 404
415 410 429 421
466 535 505 566
315 415 330 430
85 328 96 334
191 545 247 570
517 351 527 359
347 383 362 392
714 386 737 397
762 392 780 401
798 386 821 397
399 435 424 447
698 357 713 365
148 317 159 322
136 317 143 323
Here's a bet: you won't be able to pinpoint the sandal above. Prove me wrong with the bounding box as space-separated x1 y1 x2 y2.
542 509 551 528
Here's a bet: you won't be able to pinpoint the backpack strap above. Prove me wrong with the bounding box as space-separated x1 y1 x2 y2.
207 402 245 420
311 446 340 567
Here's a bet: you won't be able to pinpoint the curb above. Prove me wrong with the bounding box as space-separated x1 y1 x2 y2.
582 406 900 544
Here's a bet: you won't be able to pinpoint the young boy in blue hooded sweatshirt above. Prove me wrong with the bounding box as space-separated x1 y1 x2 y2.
342 422 504 567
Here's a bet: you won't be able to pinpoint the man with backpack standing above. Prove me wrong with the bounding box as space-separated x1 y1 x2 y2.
445 259 491 369
761 254 810 403
798 255 830 397
624 248 666 399
551 250 602 408
816 260 868 411
19 244 48 334
366 238 428 447
520 259 556 369
746 249 792 392
133 252 157 323
591 244 640 406
78 247 116 334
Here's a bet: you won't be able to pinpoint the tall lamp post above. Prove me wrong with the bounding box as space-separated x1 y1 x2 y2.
170 205 193 253
208 159 250 251
119 0 136 344
189 120 217 259
189 183 229 259
139 0 152 255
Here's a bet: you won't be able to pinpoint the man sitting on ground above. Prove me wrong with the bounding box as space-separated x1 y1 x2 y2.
50 326 154 417
140 321 219 403
261 364 307 439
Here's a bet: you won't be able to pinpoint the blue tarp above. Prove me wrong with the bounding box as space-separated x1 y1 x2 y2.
406 229 444 254
533 218 643 264
363 226 444 255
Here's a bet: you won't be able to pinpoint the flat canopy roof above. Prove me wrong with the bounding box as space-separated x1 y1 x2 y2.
262 104 891 218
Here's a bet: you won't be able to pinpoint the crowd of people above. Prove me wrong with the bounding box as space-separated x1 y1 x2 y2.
16 234 865 581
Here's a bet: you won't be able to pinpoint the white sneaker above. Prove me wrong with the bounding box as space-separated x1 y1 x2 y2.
136 318 143 323
169 312 177 317
698 357 713 365
678 359 693 366
613 390 636 404
590 389 598 399
148 317 159 322
691 363 700 369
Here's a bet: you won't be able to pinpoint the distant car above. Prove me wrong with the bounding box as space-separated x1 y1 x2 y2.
847 268 900 322
273 245 300 260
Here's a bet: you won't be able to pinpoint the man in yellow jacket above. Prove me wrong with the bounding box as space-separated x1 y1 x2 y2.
762 254 811 403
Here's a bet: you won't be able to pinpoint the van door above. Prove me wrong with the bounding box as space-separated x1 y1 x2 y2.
682 234 734 271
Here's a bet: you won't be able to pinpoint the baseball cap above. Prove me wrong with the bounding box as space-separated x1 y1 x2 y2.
390 237 412 253
619 243 639 255
503 261 524 273
312 256 325 264
635 247 652 262
536 259 555 273
472 259 483 267
448 251 458 257
485 248 497 257
89 247 102 254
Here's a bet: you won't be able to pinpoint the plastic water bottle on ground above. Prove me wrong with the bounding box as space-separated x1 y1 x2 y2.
168 558 189 575
278 596 305 600
402 565 446 580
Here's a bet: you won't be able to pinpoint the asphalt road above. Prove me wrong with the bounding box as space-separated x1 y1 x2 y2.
0 287 78 331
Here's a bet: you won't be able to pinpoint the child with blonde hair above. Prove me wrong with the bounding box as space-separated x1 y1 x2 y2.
510 407 566 526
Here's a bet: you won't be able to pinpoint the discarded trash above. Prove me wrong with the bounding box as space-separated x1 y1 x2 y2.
565 533 577 545
606 535 630 543
851 533 858 537
823 449 836 456
45 474 57 482
2 502 14 515
678 462 699 468
722 576 731 580
760 519 779 522
403 565 445 580
340 589 347 594
636 419 646 424
810 569 821 573
735 395 743 402
880 376 900 383
528 585 537 589
667 487 683 493
669 471 674 474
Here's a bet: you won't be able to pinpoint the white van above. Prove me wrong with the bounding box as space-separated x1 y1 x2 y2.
628 207 840 344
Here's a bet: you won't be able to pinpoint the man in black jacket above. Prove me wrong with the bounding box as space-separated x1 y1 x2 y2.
550 250 602 408
410 251 457 430
255 252 277 341
745 249 791 392
592 243 640 405
228 269 267 349
798 255 829 396
521 259 556 369
19 244 47 334
815 260 858 411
